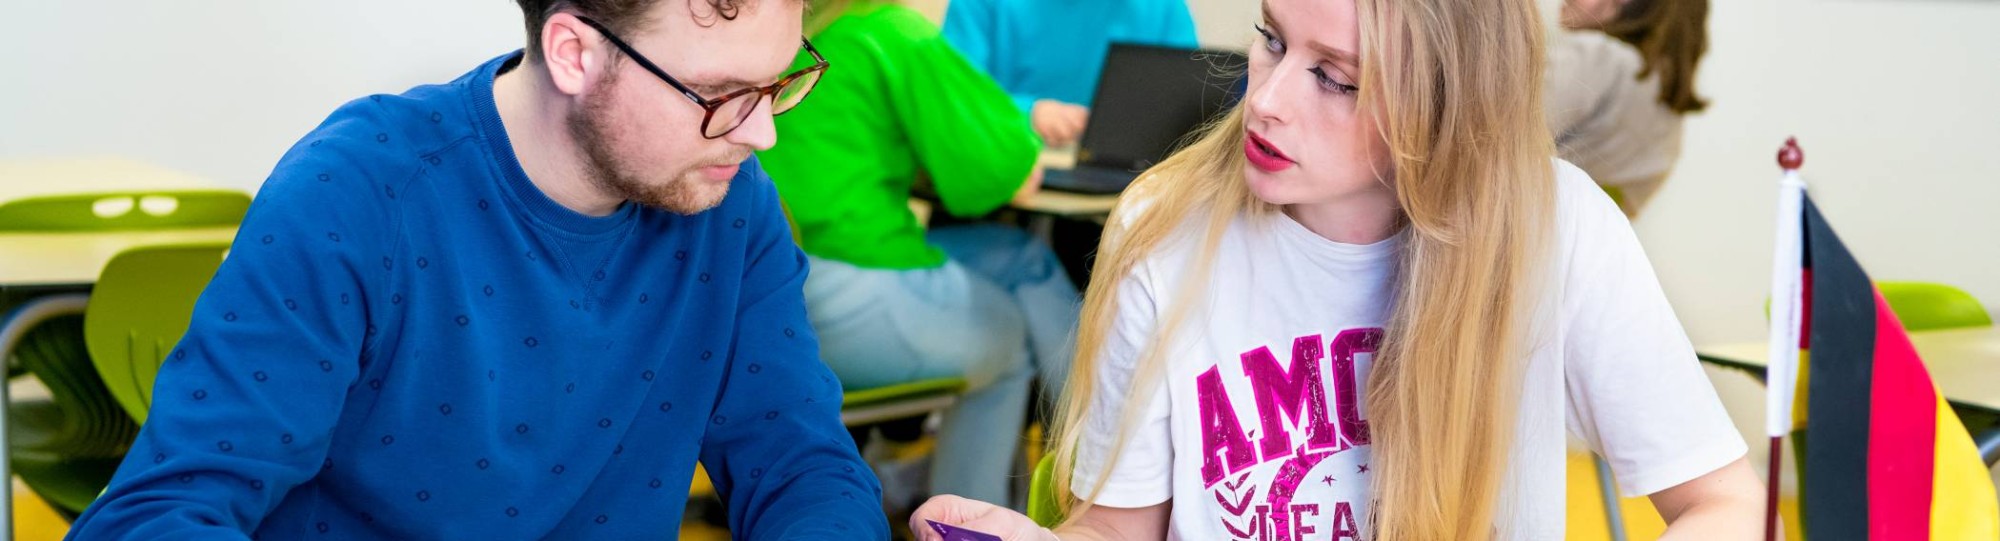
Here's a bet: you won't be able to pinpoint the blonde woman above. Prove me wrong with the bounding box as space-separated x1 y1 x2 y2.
911 0 1764 539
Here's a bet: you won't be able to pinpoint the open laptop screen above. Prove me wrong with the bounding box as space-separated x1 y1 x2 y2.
1077 43 1248 172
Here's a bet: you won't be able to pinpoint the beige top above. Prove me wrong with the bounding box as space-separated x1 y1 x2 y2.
1546 30 1685 216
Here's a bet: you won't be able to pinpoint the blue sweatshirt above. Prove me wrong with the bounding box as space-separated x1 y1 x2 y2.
67 52 888 540
941 0 1199 112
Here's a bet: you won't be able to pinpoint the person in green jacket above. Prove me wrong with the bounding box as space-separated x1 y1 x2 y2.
757 0 1079 508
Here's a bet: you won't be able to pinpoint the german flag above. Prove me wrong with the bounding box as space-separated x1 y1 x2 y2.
1764 139 1998 540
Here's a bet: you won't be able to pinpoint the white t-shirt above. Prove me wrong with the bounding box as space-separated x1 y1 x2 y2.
1072 161 1746 540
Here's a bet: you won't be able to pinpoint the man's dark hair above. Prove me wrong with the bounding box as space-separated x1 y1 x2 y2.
514 0 750 63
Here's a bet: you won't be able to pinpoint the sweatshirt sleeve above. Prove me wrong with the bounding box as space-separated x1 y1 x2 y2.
67 107 396 540
697 160 890 540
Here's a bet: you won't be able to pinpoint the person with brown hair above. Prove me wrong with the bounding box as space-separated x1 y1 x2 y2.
1549 0 1713 217
65 0 886 538
911 0 1762 538
761 0 1078 509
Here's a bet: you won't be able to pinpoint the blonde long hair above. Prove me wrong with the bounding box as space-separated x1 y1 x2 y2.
1047 0 1556 539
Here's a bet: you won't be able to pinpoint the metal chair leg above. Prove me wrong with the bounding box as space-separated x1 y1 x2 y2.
1595 452 1628 541
0 293 92 540
1976 427 2000 467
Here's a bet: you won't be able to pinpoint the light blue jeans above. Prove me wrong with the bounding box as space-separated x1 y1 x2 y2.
803 224 1079 504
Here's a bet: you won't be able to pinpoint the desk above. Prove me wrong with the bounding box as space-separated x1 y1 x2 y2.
0 158 221 203
0 227 240 290
1696 327 2000 414
0 157 239 289
1696 327 2000 464
1012 147 1121 239
1013 190 1120 218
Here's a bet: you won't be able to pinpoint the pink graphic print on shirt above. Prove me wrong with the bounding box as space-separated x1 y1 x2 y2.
1197 328 1383 541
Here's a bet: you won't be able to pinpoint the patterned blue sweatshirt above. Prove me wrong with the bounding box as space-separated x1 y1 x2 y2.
67 52 888 540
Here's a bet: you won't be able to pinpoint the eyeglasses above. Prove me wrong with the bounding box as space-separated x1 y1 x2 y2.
576 16 829 139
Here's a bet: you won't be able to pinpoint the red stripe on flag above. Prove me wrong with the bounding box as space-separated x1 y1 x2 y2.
1798 269 1814 350
1866 289 1937 539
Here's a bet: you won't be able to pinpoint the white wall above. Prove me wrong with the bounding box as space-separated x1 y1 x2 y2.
1187 0 1257 49
0 2 524 191
1633 0 2000 346
1624 0 2000 489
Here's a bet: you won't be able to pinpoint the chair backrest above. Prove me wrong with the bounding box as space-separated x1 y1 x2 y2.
1601 184 1626 208
1879 281 1992 332
0 190 250 232
1027 455 1061 527
1765 281 1992 333
84 241 230 424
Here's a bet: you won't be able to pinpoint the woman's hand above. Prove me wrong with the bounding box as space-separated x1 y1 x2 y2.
910 495 1057 541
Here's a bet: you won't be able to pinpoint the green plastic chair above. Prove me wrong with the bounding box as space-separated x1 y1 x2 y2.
0 242 227 516
0 190 250 232
1764 281 1991 333
839 378 966 426
1601 184 1626 209
1027 454 1061 527
1 294 138 517
85 242 231 425
1877 281 1992 332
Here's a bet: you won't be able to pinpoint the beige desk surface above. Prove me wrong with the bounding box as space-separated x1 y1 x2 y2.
1696 327 2000 413
0 227 238 288
1011 146 1119 217
0 157 226 203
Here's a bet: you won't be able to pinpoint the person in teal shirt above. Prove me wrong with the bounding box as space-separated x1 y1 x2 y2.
758 0 1079 508
942 0 1199 146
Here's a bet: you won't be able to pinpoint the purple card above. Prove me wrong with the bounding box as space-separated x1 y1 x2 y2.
926 519 1005 541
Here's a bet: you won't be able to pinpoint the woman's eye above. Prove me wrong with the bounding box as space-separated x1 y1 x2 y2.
1255 24 1285 55
1310 67 1359 95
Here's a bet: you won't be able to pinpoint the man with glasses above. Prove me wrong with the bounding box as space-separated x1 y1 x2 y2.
68 0 883 539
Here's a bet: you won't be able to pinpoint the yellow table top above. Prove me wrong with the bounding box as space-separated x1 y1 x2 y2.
0 227 238 288
0 157 226 203
1697 327 2000 413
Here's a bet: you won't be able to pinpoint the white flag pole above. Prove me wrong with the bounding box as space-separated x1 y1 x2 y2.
1763 137 1807 541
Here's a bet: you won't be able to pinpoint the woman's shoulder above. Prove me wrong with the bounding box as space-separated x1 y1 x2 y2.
1551 158 1624 222
1103 175 1263 285
1549 29 1646 89
1546 157 1646 266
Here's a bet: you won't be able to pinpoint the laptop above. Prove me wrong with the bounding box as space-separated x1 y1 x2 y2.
1041 43 1247 195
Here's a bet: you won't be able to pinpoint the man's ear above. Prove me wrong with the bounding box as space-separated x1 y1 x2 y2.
540 12 604 98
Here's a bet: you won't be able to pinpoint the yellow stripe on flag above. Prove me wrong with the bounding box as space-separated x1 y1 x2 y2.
1792 351 1811 428
1928 392 1999 539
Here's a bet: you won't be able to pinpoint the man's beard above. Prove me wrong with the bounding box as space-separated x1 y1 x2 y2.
567 74 735 215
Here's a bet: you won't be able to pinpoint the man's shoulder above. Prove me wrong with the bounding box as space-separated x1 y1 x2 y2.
260 71 489 209
248 91 474 250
